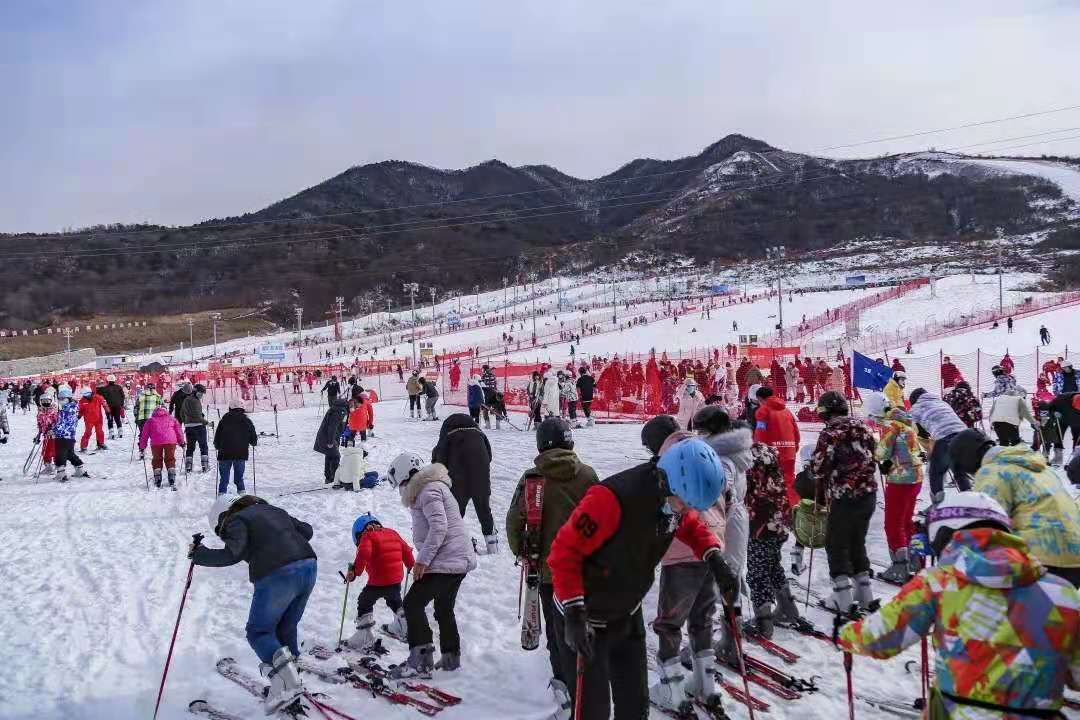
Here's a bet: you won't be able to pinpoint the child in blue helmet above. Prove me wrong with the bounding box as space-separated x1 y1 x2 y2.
344 513 415 652
53 386 88 483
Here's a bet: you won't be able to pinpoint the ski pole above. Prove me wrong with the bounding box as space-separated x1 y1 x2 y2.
803 545 816 612
516 562 524 620
274 405 280 443
726 606 756 720
153 533 203 720
251 446 257 497
142 453 150 491
574 654 586 720
843 651 855 720
336 570 351 647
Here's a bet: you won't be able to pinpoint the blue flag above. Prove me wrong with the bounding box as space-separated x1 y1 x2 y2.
852 351 893 391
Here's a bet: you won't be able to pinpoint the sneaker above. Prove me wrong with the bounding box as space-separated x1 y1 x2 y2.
390 644 434 679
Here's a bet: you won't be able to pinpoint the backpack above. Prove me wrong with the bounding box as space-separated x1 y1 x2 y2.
793 499 828 549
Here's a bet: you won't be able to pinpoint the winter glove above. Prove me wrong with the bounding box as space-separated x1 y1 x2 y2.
563 604 595 661
34 433 41 443
831 613 851 649
704 547 738 606
877 460 893 476
187 533 204 559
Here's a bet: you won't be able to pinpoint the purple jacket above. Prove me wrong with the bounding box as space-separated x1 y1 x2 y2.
139 406 186 450
399 463 477 575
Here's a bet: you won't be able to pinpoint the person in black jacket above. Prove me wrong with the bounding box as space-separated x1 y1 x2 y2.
1038 391 1080 450
191 494 317 714
169 381 192 421
576 367 596 427
98 376 126 439
432 413 496 553
214 401 258 493
321 376 341 405
314 398 349 484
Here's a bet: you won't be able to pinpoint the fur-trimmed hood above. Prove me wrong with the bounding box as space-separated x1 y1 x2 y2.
704 426 754 473
400 462 451 507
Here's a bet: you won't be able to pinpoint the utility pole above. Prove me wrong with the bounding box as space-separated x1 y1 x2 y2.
403 282 419 365
63 327 73 367
429 286 437 335
997 248 1004 313
767 245 786 346
295 307 303 344
502 276 508 309
529 272 538 338
473 284 480 313
186 317 195 365
208 312 222 357
386 299 392 325
612 277 617 324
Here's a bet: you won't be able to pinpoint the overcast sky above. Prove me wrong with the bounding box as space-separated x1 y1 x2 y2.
2 0 1078 232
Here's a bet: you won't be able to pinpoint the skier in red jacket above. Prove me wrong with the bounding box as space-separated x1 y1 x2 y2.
77 388 109 451
344 513 415 651
547 420 737 719
753 386 801 507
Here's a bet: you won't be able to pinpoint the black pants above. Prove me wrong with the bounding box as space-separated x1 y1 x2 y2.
567 401 577 420
532 403 542 423
403 573 465 653
185 425 208 458
324 447 341 482
1047 565 1080 589
992 421 1021 447
825 493 876 578
409 395 420 413
357 583 402 616
540 584 574 688
54 438 84 469
575 608 648 720
930 432 968 496
106 406 123 430
469 406 481 423
452 487 495 536
581 400 592 419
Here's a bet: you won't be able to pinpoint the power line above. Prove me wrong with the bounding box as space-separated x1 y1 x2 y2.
822 103 1080 151
946 126 1080 151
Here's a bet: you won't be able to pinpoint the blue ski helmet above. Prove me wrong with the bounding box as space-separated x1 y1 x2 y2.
657 437 726 511
351 513 380 545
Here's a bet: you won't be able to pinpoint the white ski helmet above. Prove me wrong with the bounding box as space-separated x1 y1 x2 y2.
862 392 891 420
927 491 1011 553
386 452 425 488
106 374 117 382
208 493 248 535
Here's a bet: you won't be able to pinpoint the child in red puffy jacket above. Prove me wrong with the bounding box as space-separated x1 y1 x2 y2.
344 513 415 651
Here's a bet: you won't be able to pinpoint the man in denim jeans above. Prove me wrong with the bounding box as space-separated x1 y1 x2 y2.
213 400 258 494
192 495 317 714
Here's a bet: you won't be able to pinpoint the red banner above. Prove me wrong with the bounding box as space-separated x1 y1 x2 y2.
748 346 801 365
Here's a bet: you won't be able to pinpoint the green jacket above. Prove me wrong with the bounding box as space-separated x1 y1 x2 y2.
505 448 598 585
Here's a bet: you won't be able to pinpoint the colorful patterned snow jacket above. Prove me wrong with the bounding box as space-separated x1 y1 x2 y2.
874 408 924 485
972 446 1080 570
943 383 983 428
839 528 1080 718
53 400 79 440
745 442 791 536
810 415 877 504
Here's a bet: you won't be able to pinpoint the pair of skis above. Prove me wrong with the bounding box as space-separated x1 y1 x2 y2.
519 473 546 650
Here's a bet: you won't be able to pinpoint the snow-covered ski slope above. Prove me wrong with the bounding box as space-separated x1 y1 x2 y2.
953 158 1080 203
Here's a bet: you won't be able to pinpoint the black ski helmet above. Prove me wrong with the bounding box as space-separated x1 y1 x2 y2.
991 365 1004 377
949 428 996 479
815 391 849 420
536 417 574 452
909 387 928 406
642 415 680 456
692 405 731 435
193 383 206 395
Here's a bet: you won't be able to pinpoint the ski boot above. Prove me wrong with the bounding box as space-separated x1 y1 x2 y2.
649 655 693 715
879 548 912 585
260 647 305 715
854 572 879 612
473 535 499 555
495 416 502 430
344 613 376 652
1052 447 1064 466
587 417 595 427
713 618 740 667
435 651 460 671
73 466 89 478
684 648 725 711
167 468 178 490
154 469 163 488
57 469 69 484
108 429 116 440
821 575 855 614
484 418 491 430
548 678 572 720
382 609 408 642
751 602 775 639
201 454 210 473
390 644 434 679
774 582 814 632
39 463 54 477
185 455 194 473
789 544 805 575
